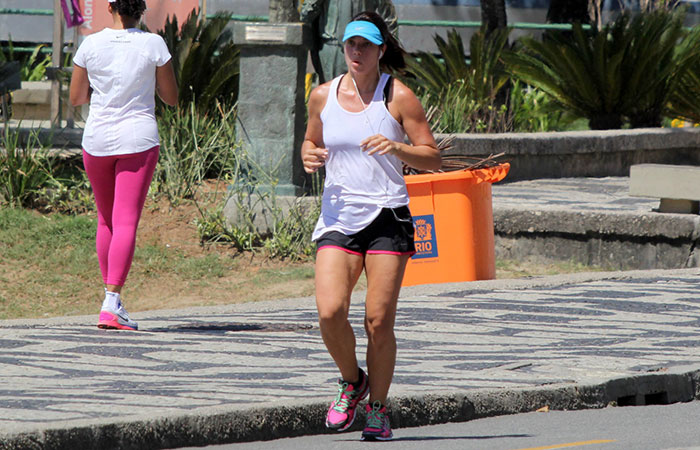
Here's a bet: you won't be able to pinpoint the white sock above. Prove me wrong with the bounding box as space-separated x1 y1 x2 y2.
102 291 121 310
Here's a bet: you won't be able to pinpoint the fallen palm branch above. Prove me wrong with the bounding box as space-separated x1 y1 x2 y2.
404 149 509 175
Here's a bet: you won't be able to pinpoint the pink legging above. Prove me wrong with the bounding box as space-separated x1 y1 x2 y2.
83 146 159 286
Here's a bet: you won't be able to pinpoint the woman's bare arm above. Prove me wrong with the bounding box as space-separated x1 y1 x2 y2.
362 79 441 171
69 64 91 106
301 82 330 174
156 61 178 107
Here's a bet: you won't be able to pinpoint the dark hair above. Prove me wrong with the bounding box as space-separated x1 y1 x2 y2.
350 11 407 73
112 0 147 20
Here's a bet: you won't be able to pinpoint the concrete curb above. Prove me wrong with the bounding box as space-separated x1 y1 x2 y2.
4 368 699 450
493 208 700 270
440 128 700 181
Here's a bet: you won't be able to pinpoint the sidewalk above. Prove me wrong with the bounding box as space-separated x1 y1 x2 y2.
3 178 700 449
3 268 700 449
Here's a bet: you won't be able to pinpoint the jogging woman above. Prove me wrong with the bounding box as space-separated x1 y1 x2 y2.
69 0 178 331
301 11 441 441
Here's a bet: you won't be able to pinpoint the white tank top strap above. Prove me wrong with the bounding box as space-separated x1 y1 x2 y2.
374 73 391 103
324 75 343 112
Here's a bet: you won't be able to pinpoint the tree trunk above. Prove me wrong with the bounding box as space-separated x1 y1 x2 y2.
480 0 507 35
546 0 590 24
480 0 509 112
589 114 623 130
269 0 299 23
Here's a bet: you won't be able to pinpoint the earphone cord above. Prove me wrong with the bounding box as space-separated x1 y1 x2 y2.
349 73 376 135
349 72 404 206
348 51 382 132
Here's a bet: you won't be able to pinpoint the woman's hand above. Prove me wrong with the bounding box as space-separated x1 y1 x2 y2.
361 134 400 156
302 145 329 174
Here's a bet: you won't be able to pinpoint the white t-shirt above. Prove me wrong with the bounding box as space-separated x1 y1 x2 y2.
73 28 171 156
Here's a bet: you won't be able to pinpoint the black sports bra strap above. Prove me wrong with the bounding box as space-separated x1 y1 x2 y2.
383 76 392 107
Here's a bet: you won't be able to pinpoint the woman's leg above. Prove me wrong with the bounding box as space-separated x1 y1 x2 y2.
316 246 368 431
82 150 117 287
363 253 410 404
315 247 365 381
105 146 159 287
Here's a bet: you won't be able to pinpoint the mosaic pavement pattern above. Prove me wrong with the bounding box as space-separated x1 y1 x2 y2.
2 271 700 435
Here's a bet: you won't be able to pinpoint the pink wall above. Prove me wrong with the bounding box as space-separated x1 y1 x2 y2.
78 0 199 35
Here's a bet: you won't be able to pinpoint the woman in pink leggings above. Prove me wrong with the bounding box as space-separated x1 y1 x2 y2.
69 0 178 331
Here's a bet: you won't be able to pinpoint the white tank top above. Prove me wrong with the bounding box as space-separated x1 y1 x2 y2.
312 73 409 241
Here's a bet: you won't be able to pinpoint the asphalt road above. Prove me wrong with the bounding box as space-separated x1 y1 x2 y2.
183 400 700 450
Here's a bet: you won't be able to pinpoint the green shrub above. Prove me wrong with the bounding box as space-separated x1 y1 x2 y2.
403 26 511 133
154 98 319 260
510 81 577 132
0 40 51 82
504 10 699 129
195 151 322 261
36 166 94 215
621 10 696 127
425 81 511 133
156 10 240 113
20 45 52 82
666 25 700 124
0 128 54 207
154 100 239 204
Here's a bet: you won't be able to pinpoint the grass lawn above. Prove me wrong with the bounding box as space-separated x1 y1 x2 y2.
0 200 604 320
0 201 318 320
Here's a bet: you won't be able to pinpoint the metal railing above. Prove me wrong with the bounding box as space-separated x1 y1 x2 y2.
0 7 591 34
398 19 592 30
218 14 590 30
0 8 53 16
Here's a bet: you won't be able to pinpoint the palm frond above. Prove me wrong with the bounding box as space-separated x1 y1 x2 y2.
154 10 239 114
505 10 695 129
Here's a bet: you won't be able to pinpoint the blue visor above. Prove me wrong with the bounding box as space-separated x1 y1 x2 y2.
342 21 384 45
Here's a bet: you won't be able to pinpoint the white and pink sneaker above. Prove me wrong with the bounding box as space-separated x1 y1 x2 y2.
97 302 138 331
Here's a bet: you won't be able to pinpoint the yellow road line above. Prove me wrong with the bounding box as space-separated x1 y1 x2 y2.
514 440 616 450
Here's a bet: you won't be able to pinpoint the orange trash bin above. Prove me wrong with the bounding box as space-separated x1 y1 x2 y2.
402 163 510 286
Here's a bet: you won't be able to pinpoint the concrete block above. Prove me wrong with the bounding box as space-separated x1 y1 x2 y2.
234 22 311 194
223 194 318 235
442 129 700 181
233 21 308 47
659 199 699 214
9 81 84 122
493 208 700 270
12 88 51 104
603 373 695 406
630 164 700 214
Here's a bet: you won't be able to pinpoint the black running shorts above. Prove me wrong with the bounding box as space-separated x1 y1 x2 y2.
316 206 416 256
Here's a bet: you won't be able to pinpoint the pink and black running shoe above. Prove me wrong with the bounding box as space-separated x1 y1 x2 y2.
361 401 393 441
325 368 369 431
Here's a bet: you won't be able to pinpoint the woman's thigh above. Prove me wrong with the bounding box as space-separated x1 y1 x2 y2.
82 150 117 220
315 247 365 319
363 253 410 325
112 147 159 225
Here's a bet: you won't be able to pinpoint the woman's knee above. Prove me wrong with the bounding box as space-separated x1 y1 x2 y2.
317 301 349 329
364 313 395 340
